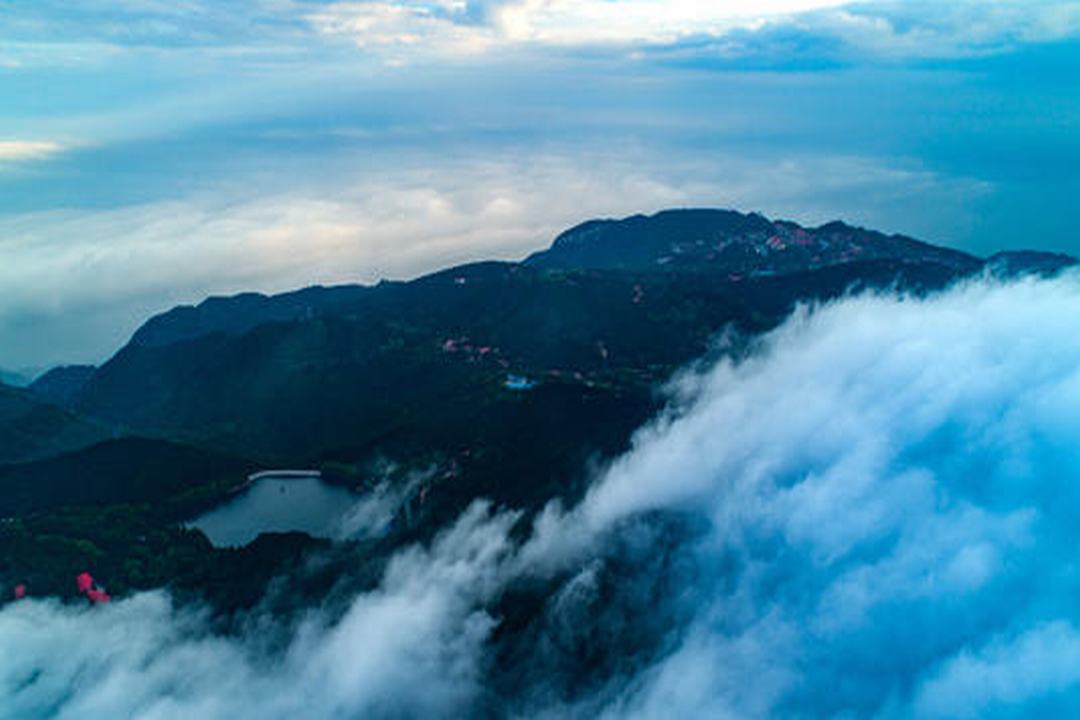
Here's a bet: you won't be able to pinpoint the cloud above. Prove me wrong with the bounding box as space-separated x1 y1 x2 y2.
4 149 705 366
304 1 500 55
0 145 989 368
333 463 436 541
0 141 65 163
6 0 1080 68
305 0 855 53
4 272 1080 717
490 0 854 44
790 0 1080 60
302 0 1080 61
913 622 1080 719
0 503 516 719
523 273 1080 717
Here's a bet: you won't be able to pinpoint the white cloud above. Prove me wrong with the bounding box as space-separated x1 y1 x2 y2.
304 0 1080 58
483 0 855 45
799 0 1080 59
525 273 1080 717
914 622 1080 718
306 1 498 54
305 0 856 54
0 140 65 163
0 145 988 368
6 0 1080 65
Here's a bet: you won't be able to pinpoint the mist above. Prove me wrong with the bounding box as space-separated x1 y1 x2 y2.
3 273 1080 719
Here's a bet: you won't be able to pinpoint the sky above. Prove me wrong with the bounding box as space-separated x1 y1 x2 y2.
2 0 1080 370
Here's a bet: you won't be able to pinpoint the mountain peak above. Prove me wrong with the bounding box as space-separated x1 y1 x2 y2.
526 208 980 276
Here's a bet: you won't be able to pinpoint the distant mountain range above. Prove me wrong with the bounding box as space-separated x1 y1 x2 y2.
2 208 1075 606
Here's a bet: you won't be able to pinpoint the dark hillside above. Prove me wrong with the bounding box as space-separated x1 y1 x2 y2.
0 382 110 464
0 437 254 518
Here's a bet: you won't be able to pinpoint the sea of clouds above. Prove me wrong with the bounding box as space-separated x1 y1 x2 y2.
2 272 1079 719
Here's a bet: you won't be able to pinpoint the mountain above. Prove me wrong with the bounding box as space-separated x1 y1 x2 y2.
74 262 668 512
72 261 966 469
0 382 111 465
65 210 1076 493
27 364 96 407
67 210 1004 506
130 286 372 349
525 209 982 275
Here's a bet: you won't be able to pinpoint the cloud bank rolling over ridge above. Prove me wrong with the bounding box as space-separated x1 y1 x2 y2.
3 272 1080 718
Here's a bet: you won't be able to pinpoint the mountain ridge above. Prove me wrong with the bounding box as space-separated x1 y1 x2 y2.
113 208 1074 360
52 208 1079 468
8 204 1073 477
525 208 984 275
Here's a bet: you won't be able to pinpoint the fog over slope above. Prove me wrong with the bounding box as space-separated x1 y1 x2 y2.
3 273 1080 719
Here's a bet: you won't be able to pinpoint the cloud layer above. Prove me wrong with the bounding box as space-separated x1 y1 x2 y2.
305 0 855 53
0 141 65 164
0 146 987 368
7 1 1080 62
304 0 1080 59
3 272 1080 718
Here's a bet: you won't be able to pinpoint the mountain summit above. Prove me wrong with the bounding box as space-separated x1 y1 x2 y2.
525 209 983 276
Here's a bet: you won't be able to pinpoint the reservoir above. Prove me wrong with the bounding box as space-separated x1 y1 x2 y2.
188 474 359 547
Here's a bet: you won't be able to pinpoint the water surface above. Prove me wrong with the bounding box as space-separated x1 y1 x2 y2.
189 477 359 547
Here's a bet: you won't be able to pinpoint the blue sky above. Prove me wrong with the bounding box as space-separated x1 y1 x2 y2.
2 0 1079 370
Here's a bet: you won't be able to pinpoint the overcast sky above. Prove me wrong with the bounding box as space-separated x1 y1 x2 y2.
2 0 1080 370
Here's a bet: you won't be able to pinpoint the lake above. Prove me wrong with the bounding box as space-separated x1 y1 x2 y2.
188 476 361 547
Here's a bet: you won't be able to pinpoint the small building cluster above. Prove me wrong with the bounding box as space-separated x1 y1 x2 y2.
76 571 111 604
441 336 511 368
